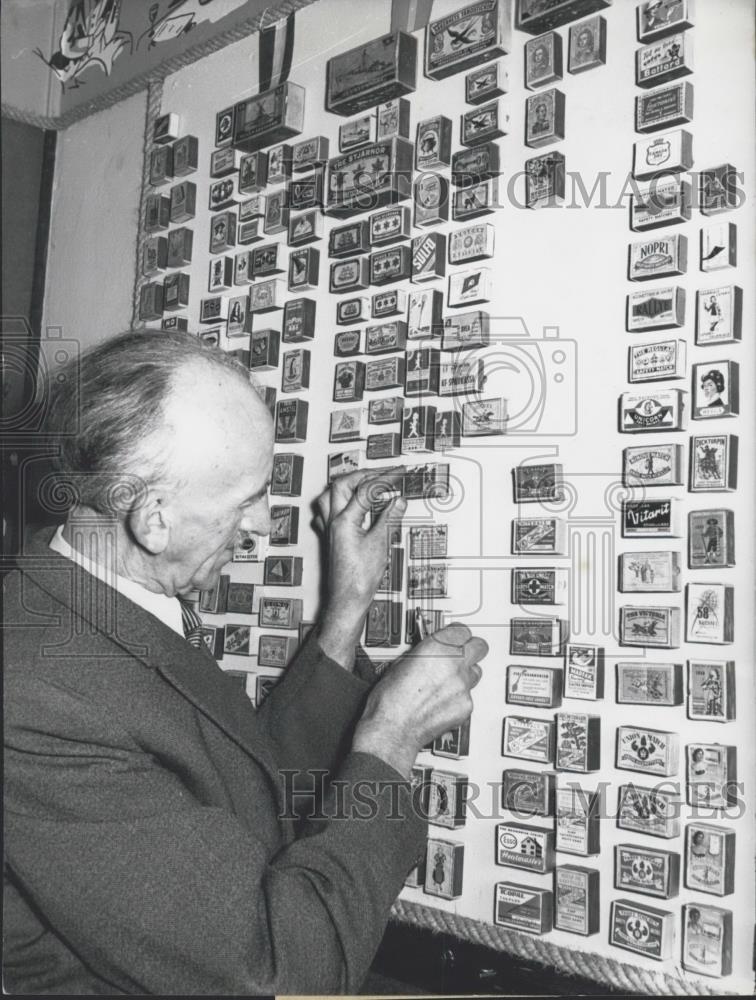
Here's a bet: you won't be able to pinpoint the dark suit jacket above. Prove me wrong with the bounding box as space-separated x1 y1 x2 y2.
3 529 426 995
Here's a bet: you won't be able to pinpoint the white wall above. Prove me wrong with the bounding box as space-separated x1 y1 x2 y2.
41 91 146 355
1 0 59 121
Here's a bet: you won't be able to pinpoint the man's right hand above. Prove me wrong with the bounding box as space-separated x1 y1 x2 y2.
351 624 488 778
313 467 406 671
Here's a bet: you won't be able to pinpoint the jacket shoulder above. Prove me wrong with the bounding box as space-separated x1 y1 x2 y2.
3 564 161 698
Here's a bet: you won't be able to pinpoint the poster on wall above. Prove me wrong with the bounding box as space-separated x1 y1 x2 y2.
29 0 289 120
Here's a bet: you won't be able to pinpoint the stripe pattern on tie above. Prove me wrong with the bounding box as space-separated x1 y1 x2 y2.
178 597 206 649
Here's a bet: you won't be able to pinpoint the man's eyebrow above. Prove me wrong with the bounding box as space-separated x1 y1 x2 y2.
243 480 272 504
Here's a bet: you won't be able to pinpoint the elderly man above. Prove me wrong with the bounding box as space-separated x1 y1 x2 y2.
3 329 487 996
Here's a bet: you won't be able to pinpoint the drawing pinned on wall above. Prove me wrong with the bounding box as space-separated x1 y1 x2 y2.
137 0 247 51
34 0 132 88
35 0 248 89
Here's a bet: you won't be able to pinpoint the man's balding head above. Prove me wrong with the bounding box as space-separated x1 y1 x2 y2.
163 355 274 498
49 330 274 594
48 329 272 512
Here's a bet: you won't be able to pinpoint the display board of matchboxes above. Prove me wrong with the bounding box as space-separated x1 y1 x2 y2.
136 0 753 991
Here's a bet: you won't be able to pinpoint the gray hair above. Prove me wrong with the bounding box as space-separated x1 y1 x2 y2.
45 329 251 514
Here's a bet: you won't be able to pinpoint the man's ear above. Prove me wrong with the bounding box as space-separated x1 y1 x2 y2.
127 492 171 555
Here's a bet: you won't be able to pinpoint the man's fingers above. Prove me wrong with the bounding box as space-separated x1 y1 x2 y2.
468 662 483 688
371 494 407 535
462 636 489 668
329 469 373 516
343 466 404 497
334 485 373 528
329 467 406 525
339 471 404 526
433 623 473 647
315 488 331 526
327 468 390 525
315 471 374 528
355 467 406 510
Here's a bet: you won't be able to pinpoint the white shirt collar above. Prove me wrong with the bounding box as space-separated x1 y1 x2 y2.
49 524 184 637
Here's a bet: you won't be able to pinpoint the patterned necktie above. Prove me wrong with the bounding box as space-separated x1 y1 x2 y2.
178 597 206 649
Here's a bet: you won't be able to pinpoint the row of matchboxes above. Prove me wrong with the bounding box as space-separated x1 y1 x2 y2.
406 711 735 974
200 451 737 690
140 304 746 454
591 25 741 980
200 564 737 659
144 145 745 240
415 843 733 976
411 765 734 937
406 695 735 972
404 6 734 976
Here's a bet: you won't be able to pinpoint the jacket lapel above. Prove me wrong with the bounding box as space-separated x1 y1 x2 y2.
17 529 282 782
